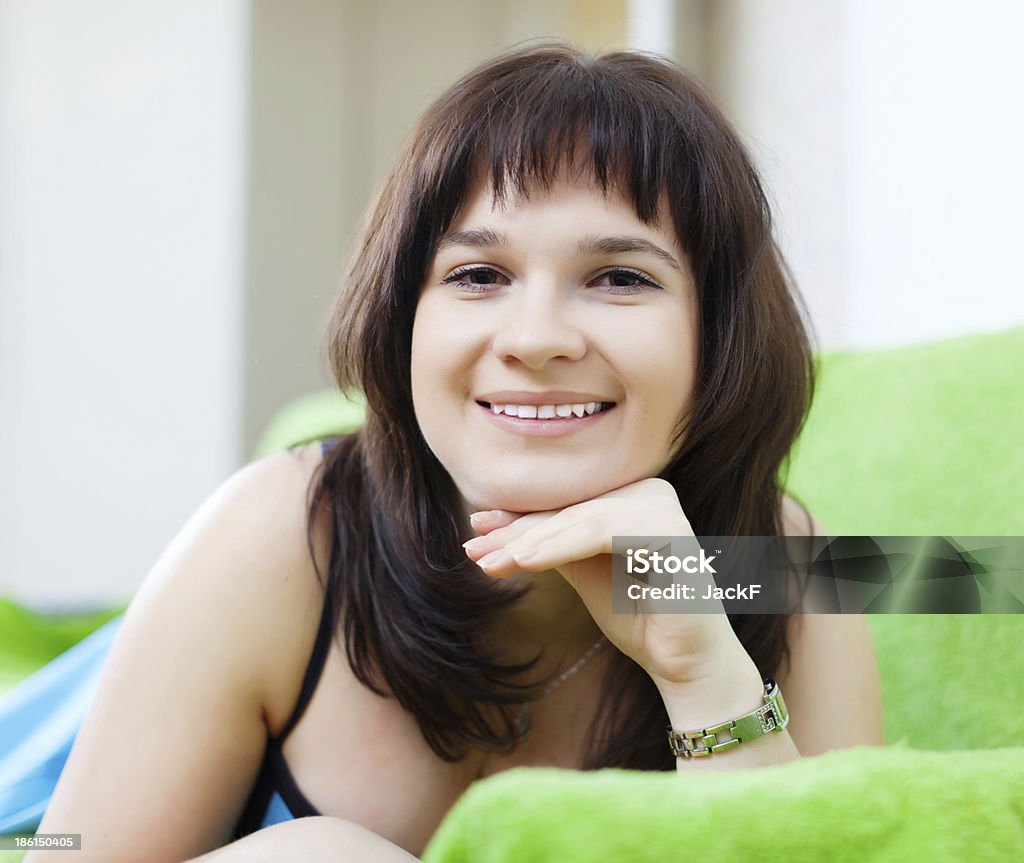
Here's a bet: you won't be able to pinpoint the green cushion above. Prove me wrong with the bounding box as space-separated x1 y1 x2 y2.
423 746 1024 863
786 326 1024 535
784 326 1024 751
0 602 121 698
250 389 366 459
868 615 1024 750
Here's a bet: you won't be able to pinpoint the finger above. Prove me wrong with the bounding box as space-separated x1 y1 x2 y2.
500 499 618 555
503 495 675 556
504 498 664 561
477 524 611 584
474 546 525 579
463 512 551 561
509 518 613 572
468 509 520 535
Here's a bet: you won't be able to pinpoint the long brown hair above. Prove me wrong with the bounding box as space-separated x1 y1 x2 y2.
304 43 815 771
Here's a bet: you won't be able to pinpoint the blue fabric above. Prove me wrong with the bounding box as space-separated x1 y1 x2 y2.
259 791 297 830
0 618 118 833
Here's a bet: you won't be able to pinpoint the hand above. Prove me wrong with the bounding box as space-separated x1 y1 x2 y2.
462 478 747 688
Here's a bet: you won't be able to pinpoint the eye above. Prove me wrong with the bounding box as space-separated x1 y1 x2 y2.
590 268 663 295
441 265 509 293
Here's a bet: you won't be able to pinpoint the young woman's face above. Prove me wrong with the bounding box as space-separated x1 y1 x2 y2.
411 171 699 514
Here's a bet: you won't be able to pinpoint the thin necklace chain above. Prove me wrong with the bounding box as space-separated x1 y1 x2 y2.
537 634 608 699
515 634 608 741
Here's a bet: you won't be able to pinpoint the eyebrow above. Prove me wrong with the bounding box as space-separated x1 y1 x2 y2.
582 235 683 273
435 229 683 273
435 228 508 253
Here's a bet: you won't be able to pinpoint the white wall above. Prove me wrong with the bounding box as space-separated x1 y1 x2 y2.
0 0 630 609
0 0 247 608
710 0 1024 350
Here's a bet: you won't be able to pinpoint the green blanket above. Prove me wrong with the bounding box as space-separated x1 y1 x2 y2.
424 745 1024 862
785 326 1024 536
0 601 120 697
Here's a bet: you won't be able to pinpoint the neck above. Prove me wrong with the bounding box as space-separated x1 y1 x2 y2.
485 568 604 666
455 501 604 667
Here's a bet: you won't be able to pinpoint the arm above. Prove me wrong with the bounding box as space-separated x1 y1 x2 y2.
776 495 885 755
465 489 883 772
25 445 342 862
184 816 419 863
656 610 884 770
776 613 885 756
659 497 883 768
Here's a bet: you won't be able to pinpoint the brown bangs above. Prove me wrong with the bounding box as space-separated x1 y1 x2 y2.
407 44 751 280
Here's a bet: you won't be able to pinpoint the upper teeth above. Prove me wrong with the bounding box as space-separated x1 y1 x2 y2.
489 402 607 418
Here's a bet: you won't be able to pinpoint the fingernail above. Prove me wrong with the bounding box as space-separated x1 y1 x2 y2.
470 511 499 525
477 548 513 570
462 537 489 553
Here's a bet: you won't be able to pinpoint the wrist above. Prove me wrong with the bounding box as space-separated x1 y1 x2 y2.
654 650 766 732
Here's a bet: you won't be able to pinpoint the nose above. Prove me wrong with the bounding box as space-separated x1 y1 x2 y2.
490 282 587 369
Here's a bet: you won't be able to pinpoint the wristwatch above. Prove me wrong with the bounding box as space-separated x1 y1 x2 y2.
667 678 789 758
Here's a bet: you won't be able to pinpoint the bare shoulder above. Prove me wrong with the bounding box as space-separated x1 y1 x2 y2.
30 442 334 862
776 610 885 755
776 497 884 755
779 493 828 537
129 441 333 721
204 441 336 732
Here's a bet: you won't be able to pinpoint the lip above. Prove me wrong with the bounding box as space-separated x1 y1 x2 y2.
476 390 616 405
477 401 616 437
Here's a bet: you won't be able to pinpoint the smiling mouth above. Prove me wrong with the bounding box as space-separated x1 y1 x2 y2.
477 400 616 419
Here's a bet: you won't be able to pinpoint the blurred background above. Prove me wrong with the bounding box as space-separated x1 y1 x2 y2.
1 0 1022 608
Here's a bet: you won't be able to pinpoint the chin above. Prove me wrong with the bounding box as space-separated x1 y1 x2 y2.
464 476 616 514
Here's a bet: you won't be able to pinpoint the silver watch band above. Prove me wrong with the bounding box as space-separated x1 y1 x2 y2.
667 678 789 758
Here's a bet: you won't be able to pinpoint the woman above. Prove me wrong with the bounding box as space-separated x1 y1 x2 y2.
28 43 883 862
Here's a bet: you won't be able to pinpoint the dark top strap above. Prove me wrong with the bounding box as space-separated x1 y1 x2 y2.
273 588 335 743
233 439 339 836
272 438 338 743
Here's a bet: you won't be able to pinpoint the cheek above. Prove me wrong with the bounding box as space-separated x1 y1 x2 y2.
623 329 698 460
411 296 496 396
410 303 455 395
410 302 481 451
620 315 698 401
410 311 448 443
